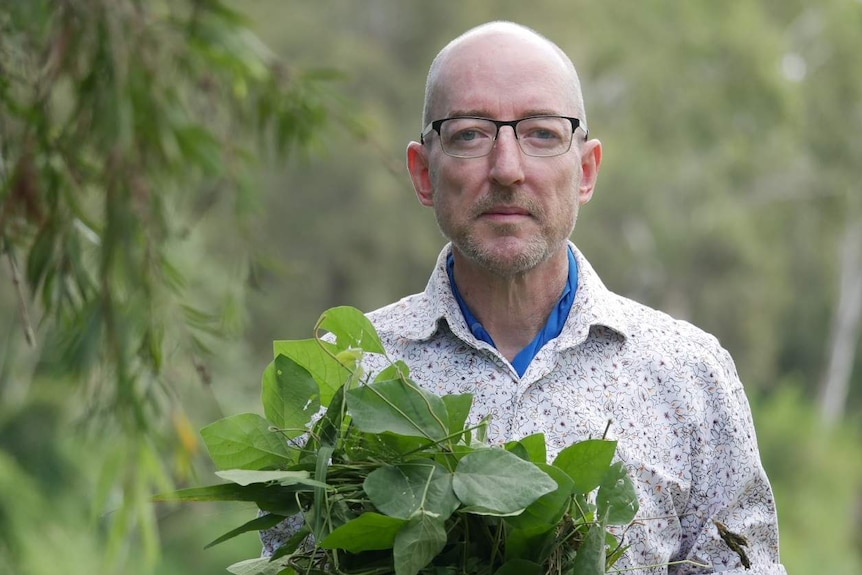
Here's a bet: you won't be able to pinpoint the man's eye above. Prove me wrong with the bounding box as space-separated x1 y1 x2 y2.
525 128 561 140
452 129 483 142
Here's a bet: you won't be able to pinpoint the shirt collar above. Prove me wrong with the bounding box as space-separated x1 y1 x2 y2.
446 246 578 376
398 242 631 345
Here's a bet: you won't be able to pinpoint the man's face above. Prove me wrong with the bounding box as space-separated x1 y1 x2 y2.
409 33 600 277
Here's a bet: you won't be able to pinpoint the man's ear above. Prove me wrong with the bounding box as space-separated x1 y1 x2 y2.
407 141 434 207
578 138 602 205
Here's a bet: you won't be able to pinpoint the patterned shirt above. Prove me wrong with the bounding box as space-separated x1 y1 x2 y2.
263 242 787 574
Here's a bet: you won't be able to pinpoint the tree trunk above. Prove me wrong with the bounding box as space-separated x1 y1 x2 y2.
818 217 862 426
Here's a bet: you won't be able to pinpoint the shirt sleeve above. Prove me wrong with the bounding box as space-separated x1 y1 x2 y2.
671 345 787 574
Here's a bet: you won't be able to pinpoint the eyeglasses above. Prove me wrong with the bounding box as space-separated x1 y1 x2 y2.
420 115 587 158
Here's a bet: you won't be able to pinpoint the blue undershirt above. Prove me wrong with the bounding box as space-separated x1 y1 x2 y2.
446 247 579 377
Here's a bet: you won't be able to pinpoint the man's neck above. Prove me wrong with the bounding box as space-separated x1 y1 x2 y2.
451 247 570 361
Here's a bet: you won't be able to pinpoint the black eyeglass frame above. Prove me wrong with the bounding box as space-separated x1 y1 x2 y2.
420 115 589 158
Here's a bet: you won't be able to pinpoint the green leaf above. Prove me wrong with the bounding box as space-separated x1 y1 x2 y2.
503 526 557 564
375 360 411 381
272 338 347 406
574 492 597 522
261 354 320 435
458 505 524 517
441 393 473 440
317 305 385 354
493 558 544 575
226 556 293 575
452 449 557 515
319 512 407 552
201 413 295 470
570 519 607 575
605 533 630 568
214 469 326 488
153 483 252 503
153 483 299 516
505 463 573 531
174 124 223 176
506 441 530 462
309 385 345 449
364 461 459 520
552 439 617 494
26 222 56 295
347 378 449 441
505 433 547 464
393 512 447 575
366 431 428 457
596 461 639 525
205 513 285 549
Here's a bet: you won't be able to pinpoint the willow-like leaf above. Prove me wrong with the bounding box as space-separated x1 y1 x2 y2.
204 513 285 549
215 469 326 488
154 483 300 516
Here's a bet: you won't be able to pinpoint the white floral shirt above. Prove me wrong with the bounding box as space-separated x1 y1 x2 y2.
263 243 787 575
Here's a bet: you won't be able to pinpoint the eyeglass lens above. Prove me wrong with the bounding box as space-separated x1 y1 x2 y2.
439 117 573 158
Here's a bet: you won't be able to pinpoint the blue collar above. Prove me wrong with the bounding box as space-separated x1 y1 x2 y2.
446 247 579 377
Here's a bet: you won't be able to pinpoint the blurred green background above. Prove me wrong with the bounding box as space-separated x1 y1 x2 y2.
1 1 860 573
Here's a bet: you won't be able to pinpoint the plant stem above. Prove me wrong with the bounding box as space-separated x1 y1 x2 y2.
608 559 712 573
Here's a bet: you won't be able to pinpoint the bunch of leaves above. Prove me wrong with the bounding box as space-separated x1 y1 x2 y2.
0 0 335 570
159 307 640 575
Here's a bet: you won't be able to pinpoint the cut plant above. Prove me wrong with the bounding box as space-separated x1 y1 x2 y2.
157 306 640 575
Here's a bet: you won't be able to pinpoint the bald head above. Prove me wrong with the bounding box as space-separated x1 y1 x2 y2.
421 21 586 128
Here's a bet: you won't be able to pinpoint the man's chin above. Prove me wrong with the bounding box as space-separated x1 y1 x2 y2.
457 238 548 278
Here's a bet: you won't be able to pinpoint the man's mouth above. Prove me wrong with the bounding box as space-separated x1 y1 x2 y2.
480 205 532 221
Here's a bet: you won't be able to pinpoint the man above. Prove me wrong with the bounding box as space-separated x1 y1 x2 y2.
265 21 787 574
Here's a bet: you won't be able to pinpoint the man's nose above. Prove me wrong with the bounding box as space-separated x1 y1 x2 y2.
489 126 525 186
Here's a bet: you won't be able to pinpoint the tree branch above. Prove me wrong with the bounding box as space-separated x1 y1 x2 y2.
4 244 35 347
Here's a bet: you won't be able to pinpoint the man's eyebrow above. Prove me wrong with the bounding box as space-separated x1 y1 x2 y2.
446 109 491 118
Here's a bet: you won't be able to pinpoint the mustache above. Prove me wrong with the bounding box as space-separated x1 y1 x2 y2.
472 188 540 217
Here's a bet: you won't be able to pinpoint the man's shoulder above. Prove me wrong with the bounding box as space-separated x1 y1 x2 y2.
364 245 453 341
572 245 725 357
601 288 729 361
366 291 435 340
